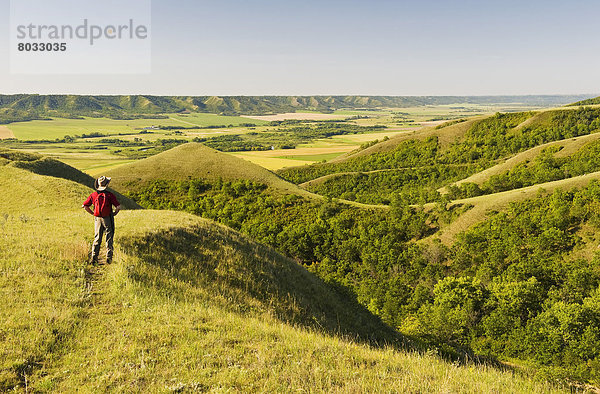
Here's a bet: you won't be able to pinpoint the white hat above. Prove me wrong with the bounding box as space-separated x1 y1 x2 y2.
95 176 111 191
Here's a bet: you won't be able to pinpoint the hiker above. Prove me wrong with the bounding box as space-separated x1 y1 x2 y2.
82 176 121 264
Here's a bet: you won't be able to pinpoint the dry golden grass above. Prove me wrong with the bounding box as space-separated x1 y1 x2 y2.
228 153 314 170
329 131 412 143
233 145 357 159
0 125 15 139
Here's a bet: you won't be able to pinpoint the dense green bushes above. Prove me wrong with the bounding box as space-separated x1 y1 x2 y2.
279 108 600 204
307 165 477 204
121 106 600 385
449 139 600 199
128 176 600 384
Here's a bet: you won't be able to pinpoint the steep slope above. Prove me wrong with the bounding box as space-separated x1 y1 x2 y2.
430 170 600 245
0 165 562 392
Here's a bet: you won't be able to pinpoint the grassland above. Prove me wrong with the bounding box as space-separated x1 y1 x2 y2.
230 145 357 170
0 160 565 392
0 125 14 138
169 112 269 127
4 114 267 141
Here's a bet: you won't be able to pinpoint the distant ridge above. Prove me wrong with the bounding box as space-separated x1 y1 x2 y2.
568 95 600 106
0 94 595 123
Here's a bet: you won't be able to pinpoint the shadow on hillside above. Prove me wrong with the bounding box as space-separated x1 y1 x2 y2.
120 224 518 374
0 148 140 209
120 224 411 350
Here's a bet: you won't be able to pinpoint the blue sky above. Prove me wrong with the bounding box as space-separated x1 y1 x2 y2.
0 0 598 95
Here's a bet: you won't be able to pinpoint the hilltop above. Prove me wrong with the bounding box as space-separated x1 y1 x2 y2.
104 142 316 198
0 157 564 392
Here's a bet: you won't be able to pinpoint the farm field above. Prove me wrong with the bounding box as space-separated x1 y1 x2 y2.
241 112 348 121
4 113 268 141
169 112 270 127
229 130 412 170
230 145 357 170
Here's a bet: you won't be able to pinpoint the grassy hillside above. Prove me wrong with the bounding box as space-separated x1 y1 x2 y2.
280 107 600 204
0 163 564 392
104 142 316 199
332 117 482 163
0 148 140 209
434 170 600 245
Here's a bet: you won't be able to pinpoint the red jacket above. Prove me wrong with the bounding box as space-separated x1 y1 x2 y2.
83 191 120 217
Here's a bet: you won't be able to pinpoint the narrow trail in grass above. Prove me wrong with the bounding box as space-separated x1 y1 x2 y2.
32 254 115 390
298 163 479 189
168 116 200 127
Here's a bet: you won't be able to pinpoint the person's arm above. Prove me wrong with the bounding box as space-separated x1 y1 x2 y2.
82 194 95 216
109 193 121 216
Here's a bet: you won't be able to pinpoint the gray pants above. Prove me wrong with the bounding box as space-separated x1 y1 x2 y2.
92 215 115 261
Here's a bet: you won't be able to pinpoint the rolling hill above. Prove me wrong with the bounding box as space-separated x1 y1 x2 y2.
103 142 387 210
433 170 600 245
442 131 600 192
0 155 563 392
104 142 317 198
332 117 483 163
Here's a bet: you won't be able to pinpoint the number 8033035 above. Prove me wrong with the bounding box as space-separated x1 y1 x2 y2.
17 42 67 51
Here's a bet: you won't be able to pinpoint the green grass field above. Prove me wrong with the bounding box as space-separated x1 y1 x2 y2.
0 157 565 392
6 113 269 140
168 112 269 127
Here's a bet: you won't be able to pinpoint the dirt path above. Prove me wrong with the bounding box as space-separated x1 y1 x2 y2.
0 125 15 139
242 113 348 121
432 170 600 245
169 117 199 127
440 132 600 193
299 164 475 189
